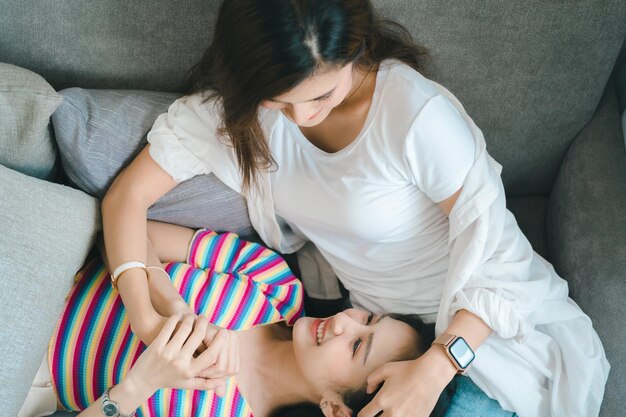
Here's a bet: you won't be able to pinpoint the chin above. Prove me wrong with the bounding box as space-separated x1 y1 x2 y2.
292 316 316 351
301 110 332 127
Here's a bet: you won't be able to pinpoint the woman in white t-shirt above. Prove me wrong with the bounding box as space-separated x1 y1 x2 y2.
101 1 608 417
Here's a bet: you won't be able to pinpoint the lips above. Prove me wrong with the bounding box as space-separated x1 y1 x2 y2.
311 319 322 344
311 318 328 345
308 109 322 120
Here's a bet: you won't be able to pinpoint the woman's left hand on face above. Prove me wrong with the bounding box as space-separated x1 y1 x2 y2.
358 347 456 417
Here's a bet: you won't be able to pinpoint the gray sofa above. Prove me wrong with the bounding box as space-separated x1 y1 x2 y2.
1 1 625 416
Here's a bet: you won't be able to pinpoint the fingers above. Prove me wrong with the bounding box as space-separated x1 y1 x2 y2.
180 316 208 359
168 313 195 352
358 366 389 417
215 385 226 398
197 322 219 356
213 332 229 376
214 331 239 377
227 332 240 375
195 341 208 355
197 324 219 356
198 329 239 378
357 395 384 417
366 363 390 394
195 330 238 378
152 313 182 348
192 329 227 373
203 325 220 346
179 377 226 392
232 333 240 374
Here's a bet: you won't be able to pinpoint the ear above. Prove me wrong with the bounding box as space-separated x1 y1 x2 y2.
320 391 352 417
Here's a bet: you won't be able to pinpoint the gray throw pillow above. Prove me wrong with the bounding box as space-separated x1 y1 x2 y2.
0 164 100 416
0 63 62 179
52 88 256 238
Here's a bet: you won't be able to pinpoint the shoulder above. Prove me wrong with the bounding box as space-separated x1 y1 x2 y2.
373 60 466 150
377 60 442 117
172 94 286 143
258 106 286 139
375 62 479 201
378 60 475 126
167 92 223 126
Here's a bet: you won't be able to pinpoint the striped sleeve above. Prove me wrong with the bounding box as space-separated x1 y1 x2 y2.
165 229 304 329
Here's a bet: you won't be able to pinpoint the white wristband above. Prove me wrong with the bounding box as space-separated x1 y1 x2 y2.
112 261 147 281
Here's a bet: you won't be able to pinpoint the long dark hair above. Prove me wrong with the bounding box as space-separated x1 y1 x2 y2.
186 0 428 193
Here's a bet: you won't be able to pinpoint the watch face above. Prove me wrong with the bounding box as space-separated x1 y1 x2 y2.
449 337 475 369
103 402 119 417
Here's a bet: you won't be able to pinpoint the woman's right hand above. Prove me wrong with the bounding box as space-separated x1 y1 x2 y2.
196 325 241 380
125 313 228 395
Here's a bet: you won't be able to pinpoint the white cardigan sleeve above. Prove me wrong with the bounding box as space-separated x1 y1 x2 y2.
437 136 609 417
147 95 219 183
434 133 548 341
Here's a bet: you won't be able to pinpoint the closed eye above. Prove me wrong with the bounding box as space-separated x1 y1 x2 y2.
352 313 374 357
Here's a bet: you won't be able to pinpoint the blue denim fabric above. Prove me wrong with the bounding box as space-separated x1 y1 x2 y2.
444 375 517 417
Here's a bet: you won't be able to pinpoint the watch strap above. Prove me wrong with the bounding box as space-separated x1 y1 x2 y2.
101 387 136 417
432 332 457 348
432 333 474 374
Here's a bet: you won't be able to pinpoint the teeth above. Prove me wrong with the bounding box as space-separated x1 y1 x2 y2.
316 321 326 345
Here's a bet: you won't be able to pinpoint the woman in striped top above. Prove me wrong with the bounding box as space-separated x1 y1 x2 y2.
24 221 433 417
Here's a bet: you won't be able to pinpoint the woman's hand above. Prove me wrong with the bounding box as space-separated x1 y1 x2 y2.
77 314 228 417
193 323 241 397
125 313 228 395
358 346 457 417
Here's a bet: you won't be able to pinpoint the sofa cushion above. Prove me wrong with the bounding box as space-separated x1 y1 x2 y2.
52 88 256 238
0 63 62 179
547 84 626 417
622 111 626 148
0 164 100 417
3 2 625 196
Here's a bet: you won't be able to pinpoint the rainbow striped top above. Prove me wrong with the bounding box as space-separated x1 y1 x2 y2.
49 229 304 417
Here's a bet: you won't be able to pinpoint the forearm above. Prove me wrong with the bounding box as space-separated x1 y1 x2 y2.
99 204 189 320
426 309 492 380
76 376 153 417
101 186 162 343
444 308 492 351
146 237 191 317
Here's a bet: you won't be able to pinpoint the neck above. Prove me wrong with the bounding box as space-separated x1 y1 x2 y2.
239 327 320 416
339 64 375 108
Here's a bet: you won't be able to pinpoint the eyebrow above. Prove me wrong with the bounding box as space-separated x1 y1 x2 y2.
363 314 390 366
271 87 336 104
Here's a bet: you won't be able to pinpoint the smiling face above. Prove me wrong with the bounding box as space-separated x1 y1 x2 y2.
292 309 420 394
261 63 355 127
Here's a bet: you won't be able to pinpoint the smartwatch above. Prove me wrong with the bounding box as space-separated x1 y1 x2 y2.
432 333 475 374
101 387 136 417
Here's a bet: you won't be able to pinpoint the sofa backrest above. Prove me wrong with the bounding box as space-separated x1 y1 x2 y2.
1 0 624 195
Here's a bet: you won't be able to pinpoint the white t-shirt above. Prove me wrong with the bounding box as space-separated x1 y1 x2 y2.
148 60 611 417
148 60 475 320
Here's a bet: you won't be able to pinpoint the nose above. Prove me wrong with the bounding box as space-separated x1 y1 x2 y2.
288 102 319 125
328 311 358 337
